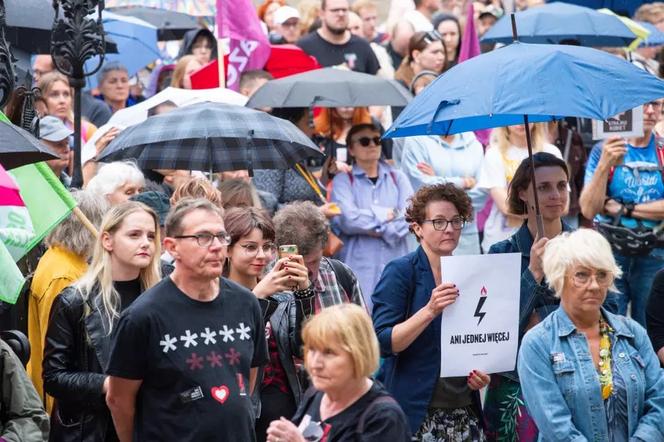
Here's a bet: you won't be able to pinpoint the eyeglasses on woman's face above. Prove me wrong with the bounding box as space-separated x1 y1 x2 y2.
421 216 466 231
352 136 381 147
568 269 614 288
238 242 276 257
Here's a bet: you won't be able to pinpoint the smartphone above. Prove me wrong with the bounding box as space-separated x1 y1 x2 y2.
336 147 348 163
278 245 299 259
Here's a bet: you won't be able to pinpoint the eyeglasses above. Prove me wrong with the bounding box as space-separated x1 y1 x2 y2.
353 136 381 147
239 243 276 256
174 232 231 247
644 101 663 110
422 217 465 231
569 270 613 288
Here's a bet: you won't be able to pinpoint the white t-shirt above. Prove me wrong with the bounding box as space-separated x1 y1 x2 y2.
477 143 562 252
404 10 434 32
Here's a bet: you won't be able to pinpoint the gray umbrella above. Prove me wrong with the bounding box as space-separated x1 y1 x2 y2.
97 102 324 173
0 122 58 170
4 0 117 54
246 67 412 108
108 6 198 41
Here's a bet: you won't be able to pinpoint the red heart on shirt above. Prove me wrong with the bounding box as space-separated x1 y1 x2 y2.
211 385 230 404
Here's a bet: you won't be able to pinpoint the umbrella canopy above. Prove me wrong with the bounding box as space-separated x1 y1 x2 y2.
85 11 160 89
108 6 198 40
82 86 247 164
481 2 637 47
105 0 214 17
4 0 117 54
0 122 59 170
97 102 324 172
246 67 412 108
385 42 664 138
639 22 664 48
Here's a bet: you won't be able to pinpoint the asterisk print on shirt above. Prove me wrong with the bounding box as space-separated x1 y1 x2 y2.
158 322 253 353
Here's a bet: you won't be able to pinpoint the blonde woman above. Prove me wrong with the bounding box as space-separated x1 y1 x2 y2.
43 202 161 442
170 55 203 89
477 123 563 252
266 304 410 442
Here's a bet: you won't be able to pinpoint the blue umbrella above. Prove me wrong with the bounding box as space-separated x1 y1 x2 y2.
639 22 664 48
385 41 664 236
85 11 160 88
481 2 636 47
385 42 664 138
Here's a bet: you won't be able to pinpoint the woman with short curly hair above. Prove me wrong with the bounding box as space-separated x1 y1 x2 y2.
372 183 490 441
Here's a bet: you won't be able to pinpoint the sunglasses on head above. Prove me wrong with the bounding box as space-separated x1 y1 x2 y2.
353 136 381 147
420 30 442 46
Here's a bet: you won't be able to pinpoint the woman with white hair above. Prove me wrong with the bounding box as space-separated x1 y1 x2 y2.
43 201 161 441
86 161 145 205
518 229 664 442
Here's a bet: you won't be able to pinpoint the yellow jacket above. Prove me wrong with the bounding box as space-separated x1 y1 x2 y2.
27 246 87 414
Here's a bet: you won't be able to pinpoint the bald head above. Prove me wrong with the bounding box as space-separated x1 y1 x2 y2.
32 55 54 84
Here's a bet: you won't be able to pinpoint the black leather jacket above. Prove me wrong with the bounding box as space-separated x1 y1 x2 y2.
43 286 117 442
257 289 315 413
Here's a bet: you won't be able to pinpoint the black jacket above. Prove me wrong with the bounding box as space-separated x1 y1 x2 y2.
43 286 117 442
257 290 315 413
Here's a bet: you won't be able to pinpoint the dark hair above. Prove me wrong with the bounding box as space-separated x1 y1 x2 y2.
406 31 448 64
405 183 473 238
224 207 275 246
507 152 570 215
432 13 461 61
147 100 177 117
345 122 381 147
270 107 308 125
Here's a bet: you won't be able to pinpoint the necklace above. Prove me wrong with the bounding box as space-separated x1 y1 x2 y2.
598 317 613 400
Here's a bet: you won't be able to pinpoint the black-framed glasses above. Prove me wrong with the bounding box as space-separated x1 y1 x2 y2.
422 217 465 231
354 136 381 147
173 232 231 247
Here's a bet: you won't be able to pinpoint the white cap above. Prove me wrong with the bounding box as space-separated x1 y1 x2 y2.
273 6 300 26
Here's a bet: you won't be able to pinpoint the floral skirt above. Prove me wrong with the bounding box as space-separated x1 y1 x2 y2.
414 406 486 442
483 376 538 442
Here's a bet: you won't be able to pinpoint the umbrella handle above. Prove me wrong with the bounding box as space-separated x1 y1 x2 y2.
524 115 545 239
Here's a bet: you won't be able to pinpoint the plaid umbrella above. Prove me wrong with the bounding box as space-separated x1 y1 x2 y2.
97 102 324 173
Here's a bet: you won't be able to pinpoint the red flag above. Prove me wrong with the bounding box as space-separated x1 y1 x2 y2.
216 0 271 90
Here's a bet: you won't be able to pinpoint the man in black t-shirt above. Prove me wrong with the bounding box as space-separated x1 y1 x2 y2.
297 0 380 75
106 199 268 442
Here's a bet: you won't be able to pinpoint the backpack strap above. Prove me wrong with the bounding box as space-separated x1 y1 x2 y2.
356 395 399 435
328 258 354 302
609 136 664 185
346 170 398 186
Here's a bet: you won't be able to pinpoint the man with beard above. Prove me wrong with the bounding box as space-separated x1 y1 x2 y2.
297 0 380 74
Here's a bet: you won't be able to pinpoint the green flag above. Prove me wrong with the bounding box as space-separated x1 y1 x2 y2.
8 162 77 261
0 230 24 304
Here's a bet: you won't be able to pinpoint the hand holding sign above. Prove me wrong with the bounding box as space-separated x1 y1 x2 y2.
598 136 628 168
426 283 460 319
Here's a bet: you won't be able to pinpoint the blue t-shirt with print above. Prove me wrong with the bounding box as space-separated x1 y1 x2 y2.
584 135 664 229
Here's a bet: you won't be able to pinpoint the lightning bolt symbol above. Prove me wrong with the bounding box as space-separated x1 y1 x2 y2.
474 297 487 325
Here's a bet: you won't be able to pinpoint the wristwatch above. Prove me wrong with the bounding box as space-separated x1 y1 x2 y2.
622 202 635 218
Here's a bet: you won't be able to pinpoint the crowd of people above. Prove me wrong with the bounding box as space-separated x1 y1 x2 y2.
1 0 664 441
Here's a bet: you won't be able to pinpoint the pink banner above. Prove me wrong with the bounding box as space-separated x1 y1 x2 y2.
216 0 271 90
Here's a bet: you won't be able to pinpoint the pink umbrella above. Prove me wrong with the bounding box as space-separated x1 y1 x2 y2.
0 163 25 207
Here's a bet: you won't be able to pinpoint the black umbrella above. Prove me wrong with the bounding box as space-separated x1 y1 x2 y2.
4 0 117 54
108 6 198 41
246 67 412 108
97 102 324 174
0 122 58 170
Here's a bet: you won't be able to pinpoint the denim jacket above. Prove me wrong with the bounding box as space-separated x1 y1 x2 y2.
490 222 619 381
518 307 664 442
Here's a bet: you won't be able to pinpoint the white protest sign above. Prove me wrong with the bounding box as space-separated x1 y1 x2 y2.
440 253 521 377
